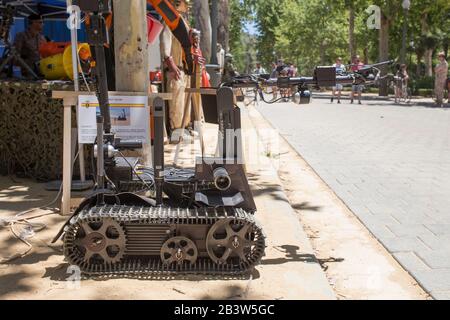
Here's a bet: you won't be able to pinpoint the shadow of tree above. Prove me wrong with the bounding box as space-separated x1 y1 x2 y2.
0 271 34 298
0 177 58 214
4 249 60 265
249 182 289 204
291 202 322 212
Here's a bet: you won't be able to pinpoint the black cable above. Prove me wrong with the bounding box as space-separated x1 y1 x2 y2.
117 150 153 191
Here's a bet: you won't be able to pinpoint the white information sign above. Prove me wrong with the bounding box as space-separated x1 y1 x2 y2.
78 95 150 144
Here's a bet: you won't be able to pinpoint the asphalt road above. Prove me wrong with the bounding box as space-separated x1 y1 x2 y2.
258 97 450 299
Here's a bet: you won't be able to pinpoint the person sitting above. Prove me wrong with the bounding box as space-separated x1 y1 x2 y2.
13 14 48 78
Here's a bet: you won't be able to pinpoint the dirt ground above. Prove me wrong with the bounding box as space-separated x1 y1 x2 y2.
0 123 334 300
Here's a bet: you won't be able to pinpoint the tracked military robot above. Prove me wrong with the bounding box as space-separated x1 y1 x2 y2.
54 0 392 277
53 0 265 276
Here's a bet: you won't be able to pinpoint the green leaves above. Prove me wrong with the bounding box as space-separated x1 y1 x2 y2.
228 0 449 75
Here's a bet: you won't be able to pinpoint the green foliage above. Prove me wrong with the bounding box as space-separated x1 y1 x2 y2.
411 76 435 90
227 0 449 90
229 0 255 71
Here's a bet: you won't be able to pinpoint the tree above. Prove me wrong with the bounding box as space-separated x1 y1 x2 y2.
218 0 231 51
349 2 356 58
228 0 449 87
193 0 212 61
248 0 286 66
229 0 253 70
274 0 348 73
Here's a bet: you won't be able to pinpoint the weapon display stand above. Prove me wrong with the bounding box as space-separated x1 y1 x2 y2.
51 90 171 215
0 41 39 79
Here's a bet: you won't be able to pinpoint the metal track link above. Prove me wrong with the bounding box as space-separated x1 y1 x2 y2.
63 205 266 277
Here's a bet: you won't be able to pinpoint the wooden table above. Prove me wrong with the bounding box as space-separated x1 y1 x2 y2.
52 91 172 215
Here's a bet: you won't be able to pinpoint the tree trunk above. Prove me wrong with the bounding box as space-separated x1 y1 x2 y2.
113 0 150 164
378 14 390 96
218 0 230 51
420 13 433 77
363 47 369 65
193 0 211 61
113 0 148 91
424 49 433 77
320 42 326 65
349 3 356 58
416 51 423 77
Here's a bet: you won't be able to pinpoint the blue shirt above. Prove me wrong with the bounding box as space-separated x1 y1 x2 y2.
333 63 346 75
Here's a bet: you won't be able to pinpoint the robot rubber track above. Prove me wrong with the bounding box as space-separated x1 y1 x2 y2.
63 205 266 276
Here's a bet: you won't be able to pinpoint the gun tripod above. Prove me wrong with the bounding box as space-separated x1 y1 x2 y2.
0 40 39 79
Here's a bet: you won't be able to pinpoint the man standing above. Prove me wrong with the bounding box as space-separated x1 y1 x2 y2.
350 55 364 104
331 57 346 104
13 14 47 78
435 52 448 107
253 62 266 75
160 0 191 131
217 43 225 74
189 28 206 123
222 53 238 83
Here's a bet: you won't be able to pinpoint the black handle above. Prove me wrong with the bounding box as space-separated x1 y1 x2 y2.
115 140 143 150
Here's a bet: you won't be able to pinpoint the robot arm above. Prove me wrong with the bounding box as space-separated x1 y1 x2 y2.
147 0 194 75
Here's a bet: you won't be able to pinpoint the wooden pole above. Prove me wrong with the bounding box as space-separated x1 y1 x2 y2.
67 0 86 183
62 101 73 215
113 0 151 164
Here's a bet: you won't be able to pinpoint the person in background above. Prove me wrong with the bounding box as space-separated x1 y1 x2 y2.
394 64 409 103
350 55 364 104
222 53 238 83
434 52 448 107
217 43 225 74
279 66 290 101
287 63 297 77
275 59 286 75
270 62 278 100
253 62 267 75
331 57 346 104
13 14 48 78
270 62 277 78
447 76 450 103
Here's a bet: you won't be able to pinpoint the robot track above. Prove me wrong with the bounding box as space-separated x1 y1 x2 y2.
63 205 266 276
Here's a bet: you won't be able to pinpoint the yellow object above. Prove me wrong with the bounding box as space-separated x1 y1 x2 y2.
40 43 91 80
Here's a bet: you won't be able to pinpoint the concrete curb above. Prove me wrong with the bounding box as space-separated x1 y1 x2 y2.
312 93 443 108
240 105 337 300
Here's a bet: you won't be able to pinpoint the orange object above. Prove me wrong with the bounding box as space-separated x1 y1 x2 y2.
201 68 210 88
148 0 180 31
39 42 70 58
78 46 91 61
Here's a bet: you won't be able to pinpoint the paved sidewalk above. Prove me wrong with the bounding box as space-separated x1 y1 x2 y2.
313 91 440 108
258 99 450 299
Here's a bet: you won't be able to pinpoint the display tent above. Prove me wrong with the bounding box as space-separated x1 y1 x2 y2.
1 0 88 184
1 0 86 43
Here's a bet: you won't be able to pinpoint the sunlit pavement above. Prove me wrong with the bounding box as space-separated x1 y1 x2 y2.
258 98 450 299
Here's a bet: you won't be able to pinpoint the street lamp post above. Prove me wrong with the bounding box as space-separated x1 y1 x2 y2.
401 0 411 64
